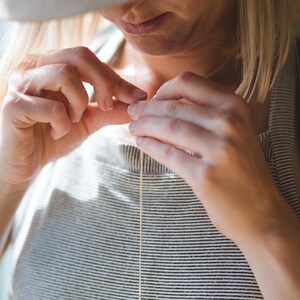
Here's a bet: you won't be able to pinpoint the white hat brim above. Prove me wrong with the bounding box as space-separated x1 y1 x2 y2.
0 0 130 21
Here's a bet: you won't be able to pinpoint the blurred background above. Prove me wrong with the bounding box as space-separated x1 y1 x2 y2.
0 19 13 300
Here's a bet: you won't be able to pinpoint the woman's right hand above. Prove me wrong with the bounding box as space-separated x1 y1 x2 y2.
0 46 147 185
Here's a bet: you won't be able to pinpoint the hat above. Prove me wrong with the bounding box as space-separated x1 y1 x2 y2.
0 0 130 21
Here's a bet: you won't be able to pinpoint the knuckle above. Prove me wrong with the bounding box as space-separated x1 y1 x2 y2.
166 118 181 134
165 101 180 115
162 144 174 158
217 111 240 136
177 71 196 83
55 64 79 91
215 139 237 161
197 163 216 186
202 164 214 180
57 64 77 81
73 46 93 61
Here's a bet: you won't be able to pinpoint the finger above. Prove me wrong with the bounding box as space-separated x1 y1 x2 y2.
128 100 245 138
18 64 89 123
136 136 201 186
128 100 215 131
153 72 239 108
21 47 147 110
6 92 72 140
129 116 218 157
101 62 148 106
81 101 132 135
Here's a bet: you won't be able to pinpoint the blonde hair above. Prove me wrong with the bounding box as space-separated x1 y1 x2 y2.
237 0 299 102
0 0 299 104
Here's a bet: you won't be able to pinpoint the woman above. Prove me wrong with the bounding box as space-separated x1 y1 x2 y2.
0 0 299 299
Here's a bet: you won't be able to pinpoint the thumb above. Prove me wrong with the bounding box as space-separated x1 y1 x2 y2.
81 101 132 135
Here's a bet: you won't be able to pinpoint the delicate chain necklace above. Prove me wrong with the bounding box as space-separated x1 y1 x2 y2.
139 151 144 300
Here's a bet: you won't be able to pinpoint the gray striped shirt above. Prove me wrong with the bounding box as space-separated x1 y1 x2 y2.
9 38 300 299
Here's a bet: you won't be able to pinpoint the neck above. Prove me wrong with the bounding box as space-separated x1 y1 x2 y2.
117 18 241 95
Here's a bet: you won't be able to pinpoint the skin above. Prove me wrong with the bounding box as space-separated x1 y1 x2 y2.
0 0 300 299
101 0 240 89
101 0 237 55
0 47 147 253
102 1 300 298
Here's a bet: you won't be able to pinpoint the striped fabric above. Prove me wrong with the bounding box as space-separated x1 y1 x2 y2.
10 39 299 299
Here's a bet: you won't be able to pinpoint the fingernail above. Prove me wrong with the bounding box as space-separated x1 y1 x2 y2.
129 121 136 133
106 97 114 110
151 93 158 101
74 112 83 123
127 104 137 116
132 89 147 100
51 130 63 140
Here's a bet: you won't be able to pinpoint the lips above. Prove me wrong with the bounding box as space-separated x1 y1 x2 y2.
119 12 170 35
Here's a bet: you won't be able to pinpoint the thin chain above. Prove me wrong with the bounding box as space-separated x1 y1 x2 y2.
139 151 144 300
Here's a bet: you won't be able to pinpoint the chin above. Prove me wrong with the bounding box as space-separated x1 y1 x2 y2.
126 36 179 56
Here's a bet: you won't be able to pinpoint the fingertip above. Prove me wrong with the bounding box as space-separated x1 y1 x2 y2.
115 83 148 104
127 103 137 118
96 98 108 111
68 104 82 123
106 96 114 110
73 112 83 123
50 125 71 140
50 129 64 140
131 89 148 100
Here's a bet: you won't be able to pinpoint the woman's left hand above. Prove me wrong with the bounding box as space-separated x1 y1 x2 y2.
128 72 291 248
